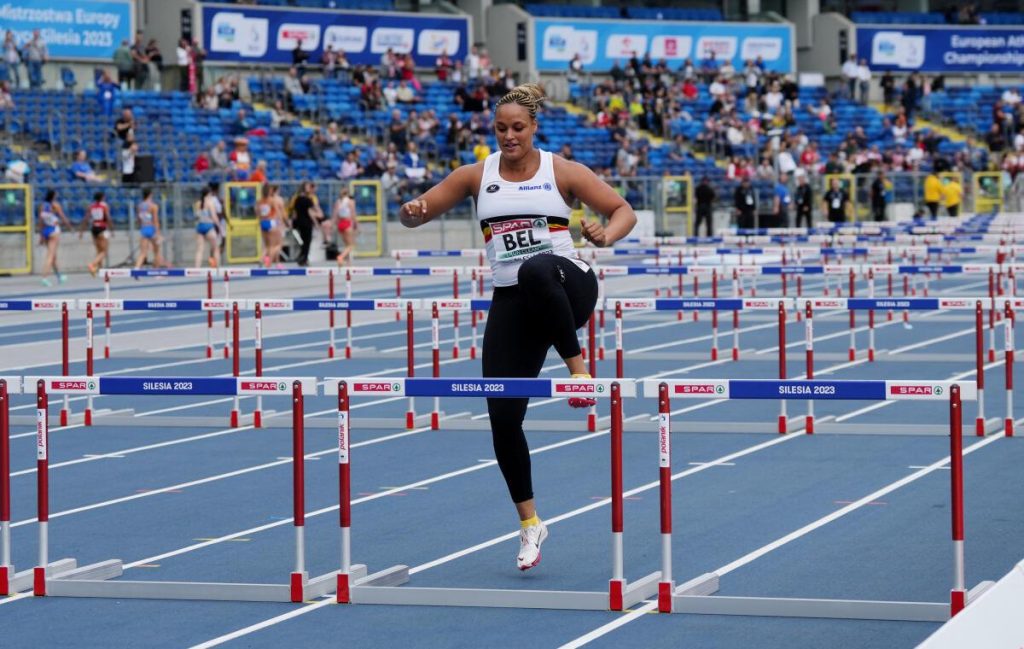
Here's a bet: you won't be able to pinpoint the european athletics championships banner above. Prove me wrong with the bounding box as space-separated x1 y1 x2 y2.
857 26 1024 72
200 4 469 68
0 0 134 61
534 18 794 74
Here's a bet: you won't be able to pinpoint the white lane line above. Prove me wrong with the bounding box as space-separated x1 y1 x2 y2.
559 431 1006 649
187 433 804 649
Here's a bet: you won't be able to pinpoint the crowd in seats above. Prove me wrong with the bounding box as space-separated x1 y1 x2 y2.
525 3 723 20
850 3 1021 24
199 0 392 8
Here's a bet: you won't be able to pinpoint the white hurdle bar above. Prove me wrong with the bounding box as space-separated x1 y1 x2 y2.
325 376 684 611
644 378 985 621
26 375 333 602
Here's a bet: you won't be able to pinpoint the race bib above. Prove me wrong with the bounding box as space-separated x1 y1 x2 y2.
90 207 105 223
258 204 271 218
832 198 840 209
745 195 754 206
492 217 553 263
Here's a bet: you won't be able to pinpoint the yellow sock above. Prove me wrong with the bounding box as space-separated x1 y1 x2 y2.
571 373 592 379
520 514 540 528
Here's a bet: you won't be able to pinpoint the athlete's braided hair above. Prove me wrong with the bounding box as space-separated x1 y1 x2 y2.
496 83 546 120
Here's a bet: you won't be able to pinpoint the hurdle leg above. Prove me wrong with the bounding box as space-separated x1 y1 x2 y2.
608 384 625 611
949 385 966 616
337 383 352 604
1005 305 1014 437
657 384 674 613
290 382 307 602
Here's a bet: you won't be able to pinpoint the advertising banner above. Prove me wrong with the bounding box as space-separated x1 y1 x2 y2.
857 26 1024 72
200 4 469 67
535 18 793 73
0 0 133 61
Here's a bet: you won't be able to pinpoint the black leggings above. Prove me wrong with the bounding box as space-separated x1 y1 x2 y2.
482 254 599 503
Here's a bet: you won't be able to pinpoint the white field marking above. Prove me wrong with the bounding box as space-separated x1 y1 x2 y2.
910 465 950 470
186 432 804 649
689 461 735 467
559 429 1007 648
10 410 472 525
833 358 1005 422
887 324 992 355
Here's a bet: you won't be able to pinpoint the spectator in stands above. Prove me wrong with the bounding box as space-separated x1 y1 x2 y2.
402 141 430 190
176 37 191 92
193 150 210 175
694 176 715 237
4 159 28 183
114 40 134 88
733 177 756 228
380 160 402 202
289 181 322 266
3 31 20 89
668 134 688 162
189 38 206 95
130 32 150 89
880 70 895 107
382 81 399 107
308 129 326 162
23 29 47 89
381 48 398 79
841 53 858 99
232 109 253 136
454 83 487 112
822 177 850 223
324 121 346 152
229 137 252 179
416 109 439 144
436 51 452 82
145 39 163 91
284 67 304 101
249 160 267 184
396 80 418 104
902 74 919 120
71 151 102 183
209 140 229 171
121 140 138 184
200 87 218 111
339 151 363 180
856 59 871 105
568 53 583 84
388 109 408 152
559 143 574 161
681 77 698 101
465 45 481 80
699 51 718 84
270 99 296 128
292 39 309 76
400 53 420 90
0 80 12 110
1001 87 1021 108
478 48 492 79
870 170 888 221
322 45 339 79
708 76 726 99
794 172 813 228
472 134 491 162
114 108 135 143
451 60 464 84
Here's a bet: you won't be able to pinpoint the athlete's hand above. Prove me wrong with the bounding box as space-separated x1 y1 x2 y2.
581 217 608 247
400 199 428 227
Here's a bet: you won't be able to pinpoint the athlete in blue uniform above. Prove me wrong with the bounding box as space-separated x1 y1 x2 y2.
134 188 166 269
37 190 72 286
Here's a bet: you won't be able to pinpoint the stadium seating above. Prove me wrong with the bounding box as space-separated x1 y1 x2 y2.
525 3 723 21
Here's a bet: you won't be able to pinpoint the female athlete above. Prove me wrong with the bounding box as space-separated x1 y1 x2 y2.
258 183 284 267
37 189 72 286
79 191 113 276
332 185 358 267
194 185 222 268
400 83 636 571
134 188 166 269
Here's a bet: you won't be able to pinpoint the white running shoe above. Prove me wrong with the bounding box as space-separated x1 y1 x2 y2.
517 519 548 571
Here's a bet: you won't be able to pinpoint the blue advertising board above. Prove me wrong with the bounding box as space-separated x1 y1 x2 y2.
200 4 469 67
857 26 1024 72
534 19 793 73
0 0 133 61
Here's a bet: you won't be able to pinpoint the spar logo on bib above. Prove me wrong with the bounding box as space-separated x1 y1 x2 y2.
674 384 725 395
240 380 288 393
890 384 942 396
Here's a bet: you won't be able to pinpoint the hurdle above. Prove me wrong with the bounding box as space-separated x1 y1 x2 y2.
0 377 78 596
26 375 341 602
647 378 987 621
326 377 699 611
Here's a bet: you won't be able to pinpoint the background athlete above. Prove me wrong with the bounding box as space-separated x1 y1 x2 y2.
79 190 113 276
400 83 636 572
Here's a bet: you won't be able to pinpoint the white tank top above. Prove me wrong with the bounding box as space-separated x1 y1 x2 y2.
475 149 579 287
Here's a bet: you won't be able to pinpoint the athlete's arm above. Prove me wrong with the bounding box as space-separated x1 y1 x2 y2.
106 205 114 233
556 158 636 247
400 163 478 228
55 202 72 228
